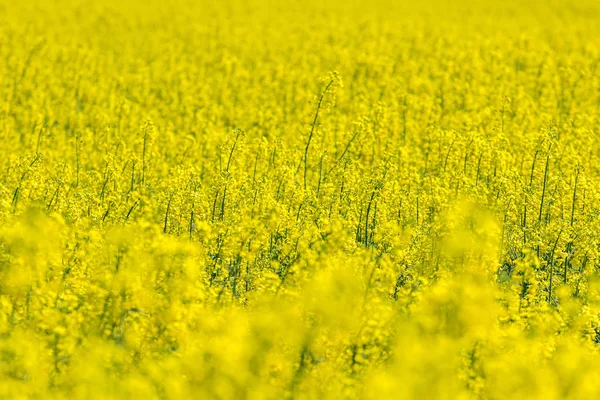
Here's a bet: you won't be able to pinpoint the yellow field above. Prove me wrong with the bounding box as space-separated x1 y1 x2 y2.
1 0 600 398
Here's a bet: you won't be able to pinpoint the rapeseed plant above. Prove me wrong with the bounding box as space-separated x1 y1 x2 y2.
1 0 600 398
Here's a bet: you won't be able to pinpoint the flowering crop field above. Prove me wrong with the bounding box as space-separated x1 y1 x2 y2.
1 0 600 398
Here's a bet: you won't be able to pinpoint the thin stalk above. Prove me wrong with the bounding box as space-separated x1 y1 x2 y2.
327 128 360 177
211 189 220 222
364 191 376 247
538 155 550 224
226 129 242 174
571 168 579 226
548 230 562 304
124 199 139 223
302 79 334 190
164 193 174 234
189 209 195 240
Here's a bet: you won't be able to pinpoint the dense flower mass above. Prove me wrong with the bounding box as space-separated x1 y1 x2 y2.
1 0 600 398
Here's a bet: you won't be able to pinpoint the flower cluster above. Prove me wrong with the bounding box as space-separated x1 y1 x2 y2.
1 0 600 398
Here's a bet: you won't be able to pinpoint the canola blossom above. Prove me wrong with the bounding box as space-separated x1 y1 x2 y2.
1 0 600 398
